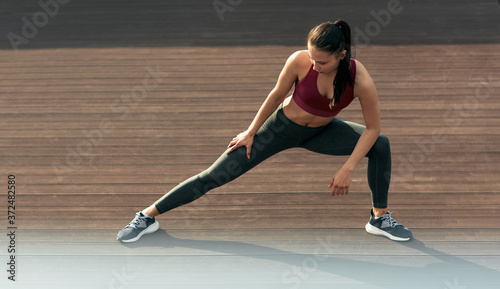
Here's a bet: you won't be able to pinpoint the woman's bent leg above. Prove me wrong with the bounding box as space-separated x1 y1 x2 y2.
300 119 391 209
365 132 391 209
300 119 412 241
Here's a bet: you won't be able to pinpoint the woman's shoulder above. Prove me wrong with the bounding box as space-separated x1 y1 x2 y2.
289 50 309 62
352 59 371 83
351 59 376 97
285 50 311 72
352 59 371 75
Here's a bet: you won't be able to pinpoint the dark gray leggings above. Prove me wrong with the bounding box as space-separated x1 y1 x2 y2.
154 107 391 213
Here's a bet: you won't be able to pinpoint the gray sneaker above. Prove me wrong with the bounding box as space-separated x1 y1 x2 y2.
117 212 159 243
365 210 413 241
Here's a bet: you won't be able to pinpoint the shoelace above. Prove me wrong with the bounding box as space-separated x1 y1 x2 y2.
381 212 401 228
126 214 147 229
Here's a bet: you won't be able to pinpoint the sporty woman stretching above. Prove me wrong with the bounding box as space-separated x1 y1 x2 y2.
117 20 413 243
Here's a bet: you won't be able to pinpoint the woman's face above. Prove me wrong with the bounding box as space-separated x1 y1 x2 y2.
307 42 345 74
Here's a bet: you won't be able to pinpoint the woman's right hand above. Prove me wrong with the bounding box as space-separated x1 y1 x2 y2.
226 130 255 159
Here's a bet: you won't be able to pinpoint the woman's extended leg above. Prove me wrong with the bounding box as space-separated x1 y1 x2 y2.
152 109 301 215
117 108 302 242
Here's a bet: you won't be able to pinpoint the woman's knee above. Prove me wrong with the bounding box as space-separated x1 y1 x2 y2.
367 133 391 158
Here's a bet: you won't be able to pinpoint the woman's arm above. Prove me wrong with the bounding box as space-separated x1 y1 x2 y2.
226 51 304 158
330 60 381 196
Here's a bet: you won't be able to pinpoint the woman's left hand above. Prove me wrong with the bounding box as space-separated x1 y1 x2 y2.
328 167 353 197
226 130 255 159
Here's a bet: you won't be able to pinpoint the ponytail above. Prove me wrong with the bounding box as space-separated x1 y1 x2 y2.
308 19 355 108
332 20 353 108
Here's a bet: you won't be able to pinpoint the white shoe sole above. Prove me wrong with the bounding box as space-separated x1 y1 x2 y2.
121 221 160 243
365 222 410 242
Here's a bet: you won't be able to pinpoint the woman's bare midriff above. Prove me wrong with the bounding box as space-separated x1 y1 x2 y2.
282 96 335 127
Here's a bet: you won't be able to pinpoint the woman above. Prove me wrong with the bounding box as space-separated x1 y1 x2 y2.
117 20 413 243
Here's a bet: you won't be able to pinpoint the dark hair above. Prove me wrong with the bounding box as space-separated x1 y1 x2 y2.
307 19 354 107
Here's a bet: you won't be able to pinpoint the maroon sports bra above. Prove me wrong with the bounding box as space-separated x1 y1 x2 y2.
292 58 356 117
